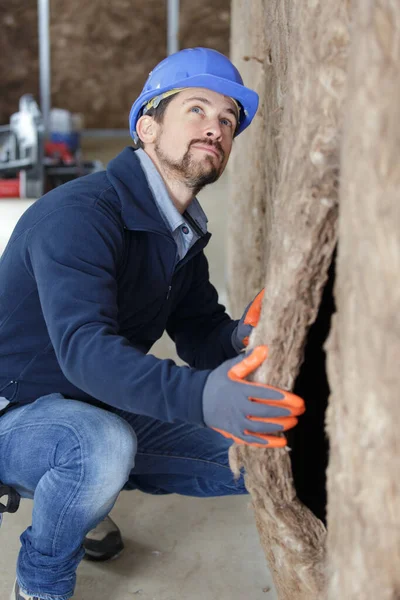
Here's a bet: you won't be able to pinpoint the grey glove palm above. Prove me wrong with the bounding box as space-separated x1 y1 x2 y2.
202 346 305 448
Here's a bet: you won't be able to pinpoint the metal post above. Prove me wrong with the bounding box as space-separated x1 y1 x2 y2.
38 0 51 135
167 0 179 56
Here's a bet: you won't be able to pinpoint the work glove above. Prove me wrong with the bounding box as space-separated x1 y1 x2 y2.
231 289 265 353
202 346 305 448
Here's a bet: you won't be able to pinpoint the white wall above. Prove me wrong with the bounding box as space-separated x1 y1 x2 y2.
0 200 36 408
0 200 35 255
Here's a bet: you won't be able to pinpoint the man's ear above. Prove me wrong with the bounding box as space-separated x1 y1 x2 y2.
136 115 158 145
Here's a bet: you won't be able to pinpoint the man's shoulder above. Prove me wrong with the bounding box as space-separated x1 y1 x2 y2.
26 171 120 222
46 169 118 209
8 171 125 251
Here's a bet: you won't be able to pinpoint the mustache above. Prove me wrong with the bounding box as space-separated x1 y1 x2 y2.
189 138 224 160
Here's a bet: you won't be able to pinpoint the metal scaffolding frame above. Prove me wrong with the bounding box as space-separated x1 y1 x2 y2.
38 0 50 135
37 0 180 138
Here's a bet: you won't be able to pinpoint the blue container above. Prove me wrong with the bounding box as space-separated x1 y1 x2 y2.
50 131 81 154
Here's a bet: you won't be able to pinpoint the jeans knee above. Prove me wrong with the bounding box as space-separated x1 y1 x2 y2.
97 414 137 485
54 406 137 498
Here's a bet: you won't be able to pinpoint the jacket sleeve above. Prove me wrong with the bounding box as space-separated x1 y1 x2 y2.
166 251 239 369
26 203 210 425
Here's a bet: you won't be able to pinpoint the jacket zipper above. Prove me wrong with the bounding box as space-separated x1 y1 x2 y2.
126 227 210 301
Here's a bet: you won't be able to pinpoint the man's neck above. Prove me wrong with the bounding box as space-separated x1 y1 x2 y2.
143 148 194 215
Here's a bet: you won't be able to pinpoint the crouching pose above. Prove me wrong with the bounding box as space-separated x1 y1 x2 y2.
0 48 304 600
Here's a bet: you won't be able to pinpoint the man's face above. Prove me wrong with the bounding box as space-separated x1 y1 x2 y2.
151 88 238 193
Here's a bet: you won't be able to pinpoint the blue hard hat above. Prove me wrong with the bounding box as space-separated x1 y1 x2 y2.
129 47 259 139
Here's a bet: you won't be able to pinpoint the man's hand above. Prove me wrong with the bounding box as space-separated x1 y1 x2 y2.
231 289 265 352
202 346 305 448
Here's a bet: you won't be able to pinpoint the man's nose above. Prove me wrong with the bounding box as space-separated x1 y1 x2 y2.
204 119 223 140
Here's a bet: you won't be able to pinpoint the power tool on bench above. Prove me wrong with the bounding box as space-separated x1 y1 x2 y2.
0 94 103 199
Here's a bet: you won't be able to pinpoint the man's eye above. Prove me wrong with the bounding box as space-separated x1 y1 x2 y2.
220 118 233 127
190 106 202 114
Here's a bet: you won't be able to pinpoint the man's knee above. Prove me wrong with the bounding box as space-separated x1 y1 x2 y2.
53 401 137 495
191 430 248 496
198 472 247 497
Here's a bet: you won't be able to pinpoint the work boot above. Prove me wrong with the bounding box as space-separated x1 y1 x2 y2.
10 580 39 600
83 514 124 561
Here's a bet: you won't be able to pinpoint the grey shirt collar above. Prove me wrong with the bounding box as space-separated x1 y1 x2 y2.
135 148 208 237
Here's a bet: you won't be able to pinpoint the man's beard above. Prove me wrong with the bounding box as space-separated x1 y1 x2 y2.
154 137 225 196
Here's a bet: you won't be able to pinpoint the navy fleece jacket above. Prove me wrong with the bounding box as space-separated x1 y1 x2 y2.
0 148 238 424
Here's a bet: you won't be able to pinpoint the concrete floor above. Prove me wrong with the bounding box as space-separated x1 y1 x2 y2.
0 138 277 599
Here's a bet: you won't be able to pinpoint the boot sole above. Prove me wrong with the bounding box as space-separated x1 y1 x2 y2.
83 541 124 562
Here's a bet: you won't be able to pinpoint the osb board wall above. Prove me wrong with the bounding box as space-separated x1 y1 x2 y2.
0 0 230 128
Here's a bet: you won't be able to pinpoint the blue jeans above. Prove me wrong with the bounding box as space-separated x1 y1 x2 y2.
0 394 246 600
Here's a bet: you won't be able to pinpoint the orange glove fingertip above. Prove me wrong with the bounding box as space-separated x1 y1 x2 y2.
243 430 287 448
243 288 265 327
229 345 268 380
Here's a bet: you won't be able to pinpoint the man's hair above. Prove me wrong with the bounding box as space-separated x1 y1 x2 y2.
134 93 177 149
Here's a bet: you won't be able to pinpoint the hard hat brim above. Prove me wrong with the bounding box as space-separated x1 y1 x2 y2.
129 73 259 138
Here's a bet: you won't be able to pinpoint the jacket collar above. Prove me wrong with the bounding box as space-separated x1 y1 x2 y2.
106 146 172 236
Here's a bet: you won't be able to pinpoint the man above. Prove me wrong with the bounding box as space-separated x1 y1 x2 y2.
0 48 305 600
